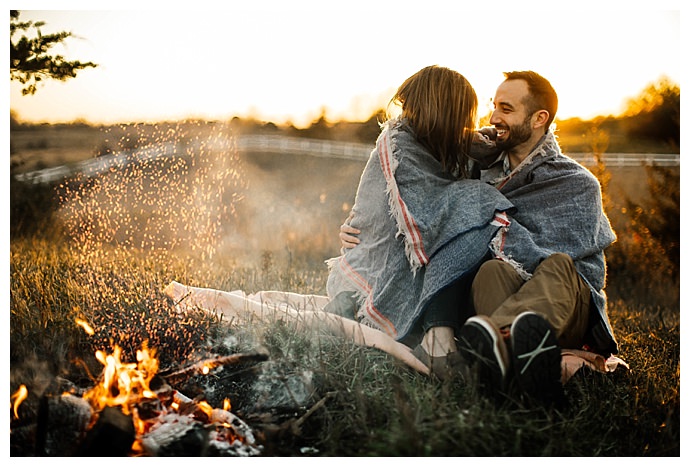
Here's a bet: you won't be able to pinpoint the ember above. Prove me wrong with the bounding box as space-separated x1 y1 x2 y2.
75 317 95 335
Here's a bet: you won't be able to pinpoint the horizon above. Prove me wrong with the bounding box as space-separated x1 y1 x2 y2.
10 104 647 129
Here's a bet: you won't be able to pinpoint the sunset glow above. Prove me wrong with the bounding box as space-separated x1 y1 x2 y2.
9 2 682 127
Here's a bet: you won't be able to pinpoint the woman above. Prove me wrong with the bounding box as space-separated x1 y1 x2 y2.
325 65 514 380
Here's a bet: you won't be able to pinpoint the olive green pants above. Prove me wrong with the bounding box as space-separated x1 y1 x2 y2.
471 253 591 349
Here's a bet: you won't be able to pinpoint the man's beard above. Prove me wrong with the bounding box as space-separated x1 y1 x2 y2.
495 115 533 150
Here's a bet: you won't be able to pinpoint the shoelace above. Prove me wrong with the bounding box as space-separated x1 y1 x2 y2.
516 329 558 375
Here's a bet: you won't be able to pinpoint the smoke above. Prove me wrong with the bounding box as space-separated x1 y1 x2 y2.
224 150 363 268
56 121 246 265
55 120 366 274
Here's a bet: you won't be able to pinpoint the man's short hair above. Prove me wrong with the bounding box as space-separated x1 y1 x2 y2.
504 71 558 129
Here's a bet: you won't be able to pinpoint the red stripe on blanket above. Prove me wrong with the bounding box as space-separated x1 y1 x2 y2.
338 257 397 337
338 256 372 294
364 296 397 338
496 171 516 191
492 211 511 226
495 227 507 261
377 132 429 266
396 192 428 264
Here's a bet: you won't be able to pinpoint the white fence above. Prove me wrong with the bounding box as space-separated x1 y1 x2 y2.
237 135 681 167
236 134 373 161
15 134 680 184
568 152 679 167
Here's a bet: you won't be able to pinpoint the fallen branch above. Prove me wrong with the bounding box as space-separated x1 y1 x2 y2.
289 391 336 435
159 352 270 382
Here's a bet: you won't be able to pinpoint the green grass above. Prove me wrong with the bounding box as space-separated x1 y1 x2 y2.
9 228 680 456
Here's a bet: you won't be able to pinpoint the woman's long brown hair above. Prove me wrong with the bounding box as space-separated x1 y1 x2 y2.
390 65 478 177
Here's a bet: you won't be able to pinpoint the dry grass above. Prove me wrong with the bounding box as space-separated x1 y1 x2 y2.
9 233 680 456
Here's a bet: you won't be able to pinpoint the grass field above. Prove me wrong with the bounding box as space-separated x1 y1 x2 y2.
8 234 680 456
9 123 680 456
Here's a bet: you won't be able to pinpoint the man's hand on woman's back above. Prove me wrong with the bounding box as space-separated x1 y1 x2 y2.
339 213 361 250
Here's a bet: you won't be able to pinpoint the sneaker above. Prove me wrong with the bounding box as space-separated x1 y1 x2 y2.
457 316 510 394
509 311 564 407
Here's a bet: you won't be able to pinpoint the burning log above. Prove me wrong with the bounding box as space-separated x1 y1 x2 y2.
35 393 93 456
21 339 264 457
78 406 136 456
139 412 209 456
205 407 262 456
29 381 263 456
139 391 262 456
159 351 269 384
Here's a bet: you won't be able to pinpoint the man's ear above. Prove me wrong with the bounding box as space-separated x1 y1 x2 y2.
532 110 550 129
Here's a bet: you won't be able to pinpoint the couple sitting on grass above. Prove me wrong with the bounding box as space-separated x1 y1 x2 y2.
166 65 628 407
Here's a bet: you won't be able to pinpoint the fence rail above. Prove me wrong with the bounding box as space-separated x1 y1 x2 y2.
568 153 679 167
237 135 681 167
15 134 680 184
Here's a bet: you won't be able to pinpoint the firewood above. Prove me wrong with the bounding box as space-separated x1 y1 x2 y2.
140 413 209 456
35 393 93 456
77 406 135 456
159 352 269 383
145 391 263 456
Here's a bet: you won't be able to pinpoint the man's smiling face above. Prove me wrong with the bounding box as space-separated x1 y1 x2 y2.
490 79 535 151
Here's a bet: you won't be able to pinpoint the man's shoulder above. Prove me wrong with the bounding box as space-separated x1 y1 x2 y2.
545 150 593 173
535 152 601 188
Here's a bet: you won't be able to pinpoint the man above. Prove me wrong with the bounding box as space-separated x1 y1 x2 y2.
340 71 618 406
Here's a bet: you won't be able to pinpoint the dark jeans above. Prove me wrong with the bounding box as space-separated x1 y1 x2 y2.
421 272 476 336
401 253 491 347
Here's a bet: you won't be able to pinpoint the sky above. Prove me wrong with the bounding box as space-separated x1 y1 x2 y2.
8 1 683 128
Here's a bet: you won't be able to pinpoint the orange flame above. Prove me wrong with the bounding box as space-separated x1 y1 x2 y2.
11 385 28 419
83 343 159 416
25 337 250 453
198 400 214 418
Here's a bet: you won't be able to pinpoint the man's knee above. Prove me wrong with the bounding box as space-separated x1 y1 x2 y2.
538 252 577 276
476 258 516 280
547 252 574 265
473 258 523 297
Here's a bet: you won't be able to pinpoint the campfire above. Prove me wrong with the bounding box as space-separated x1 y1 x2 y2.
11 341 266 456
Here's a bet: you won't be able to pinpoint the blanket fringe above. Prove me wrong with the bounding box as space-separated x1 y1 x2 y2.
326 256 383 332
377 121 426 275
489 226 532 281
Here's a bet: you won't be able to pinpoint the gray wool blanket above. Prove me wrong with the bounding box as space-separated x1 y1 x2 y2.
326 118 618 356
481 131 619 355
326 118 515 344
